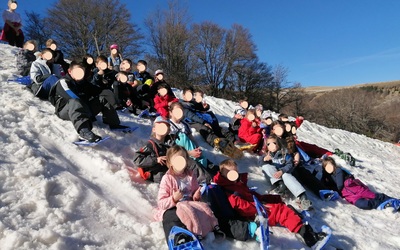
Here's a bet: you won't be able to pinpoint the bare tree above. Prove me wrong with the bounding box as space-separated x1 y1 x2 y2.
23 11 52 49
192 22 257 96
144 0 193 87
46 0 143 60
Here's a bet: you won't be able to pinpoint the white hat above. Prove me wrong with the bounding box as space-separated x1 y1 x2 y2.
155 69 164 75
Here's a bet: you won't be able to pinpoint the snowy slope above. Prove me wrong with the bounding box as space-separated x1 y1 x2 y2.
0 43 399 250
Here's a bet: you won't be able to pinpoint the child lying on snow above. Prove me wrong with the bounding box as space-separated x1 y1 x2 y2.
321 157 400 211
213 159 330 249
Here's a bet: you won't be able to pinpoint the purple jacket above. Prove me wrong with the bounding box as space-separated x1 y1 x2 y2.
341 178 376 205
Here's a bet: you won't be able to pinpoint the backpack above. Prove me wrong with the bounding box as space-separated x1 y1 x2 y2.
201 183 236 220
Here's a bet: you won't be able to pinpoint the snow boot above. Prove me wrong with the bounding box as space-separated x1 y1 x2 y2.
79 128 102 142
298 223 328 249
296 193 313 210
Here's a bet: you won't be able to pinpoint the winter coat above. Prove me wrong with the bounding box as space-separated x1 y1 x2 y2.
180 101 207 125
30 58 53 84
132 137 172 183
16 49 36 76
213 172 303 232
264 148 295 174
176 200 218 237
212 172 281 220
154 94 178 118
134 71 154 86
238 117 262 144
191 100 210 112
154 169 200 221
322 168 375 205
91 68 118 93
50 74 100 113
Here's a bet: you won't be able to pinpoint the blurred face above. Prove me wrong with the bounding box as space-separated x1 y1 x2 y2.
137 63 146 72
325 162 335 174
272 124 284 137
117 73 128 83
266 139 278 152
156 73 164 81
111 48 118 55
154 122 170 136
86 57 94 65
25 42 35 51
170 106 183 121
194 92 203 103
158 88 168 97
69 66 85 81
240 101 248 109
256 109 262 117
220 164 239 181
49 43 57 51
9 2 17 10
96 60 107 70
170 154 187 175
120 60 131 72
183 91 193 102
247 113 255 121
42 51 53 61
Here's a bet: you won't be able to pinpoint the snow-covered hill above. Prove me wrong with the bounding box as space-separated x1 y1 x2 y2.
1 43 399 250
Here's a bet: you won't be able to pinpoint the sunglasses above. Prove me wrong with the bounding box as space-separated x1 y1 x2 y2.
267 142 277 146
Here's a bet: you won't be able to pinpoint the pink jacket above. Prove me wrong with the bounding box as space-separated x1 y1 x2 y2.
154 169 200 221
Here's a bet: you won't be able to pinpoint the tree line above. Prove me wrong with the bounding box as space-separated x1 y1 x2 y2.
22 0 399 143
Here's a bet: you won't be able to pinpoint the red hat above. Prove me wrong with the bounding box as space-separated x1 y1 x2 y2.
110 44 119 50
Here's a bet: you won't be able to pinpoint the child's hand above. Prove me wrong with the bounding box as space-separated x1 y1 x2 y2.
98 69 104 75
189 148 202 158
263 153 272 162
157 156 167 165
204 123 212 129
193 187 201 201
273 170 283 179
294 152 300 166
234 114 243 119
126 99 132 107
172 189 183 203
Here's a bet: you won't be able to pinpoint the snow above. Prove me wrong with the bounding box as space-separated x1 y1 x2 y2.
1 43 400 250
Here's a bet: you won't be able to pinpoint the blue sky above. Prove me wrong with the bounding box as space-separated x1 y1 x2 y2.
7 0 400 87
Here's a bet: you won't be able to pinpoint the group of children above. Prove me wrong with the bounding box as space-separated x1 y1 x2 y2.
137 97 400 248
11 39 400 249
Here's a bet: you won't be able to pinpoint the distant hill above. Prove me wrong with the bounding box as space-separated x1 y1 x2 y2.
304 80 400 94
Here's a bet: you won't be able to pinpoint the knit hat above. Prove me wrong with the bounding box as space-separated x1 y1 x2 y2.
110 44 119 50
155 69 164 75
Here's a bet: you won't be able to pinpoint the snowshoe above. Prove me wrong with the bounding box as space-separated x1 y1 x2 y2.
168 226 204 250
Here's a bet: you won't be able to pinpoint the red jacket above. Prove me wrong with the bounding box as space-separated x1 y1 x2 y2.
212 172 281 220
238 117 262 143
154 94 178 118
213 172 303 233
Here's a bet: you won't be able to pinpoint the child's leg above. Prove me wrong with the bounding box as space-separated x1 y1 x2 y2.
267 203 303 233
281 173 306 198
261 164 280 184
355 193 394 210
162 207 186 242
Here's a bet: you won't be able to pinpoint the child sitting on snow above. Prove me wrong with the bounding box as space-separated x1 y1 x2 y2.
238 108 263 152
154 145 223 245
229 99 249 136
153 83 178 118
261 135 312 210
213 159 330 249
321 157 400 211
133 116 173 183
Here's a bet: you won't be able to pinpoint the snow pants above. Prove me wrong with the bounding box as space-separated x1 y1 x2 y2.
162 207 185 243
354 193 394 210
267 202 303 233
262 164 306 197
57 96 120 133
292 166 329 197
